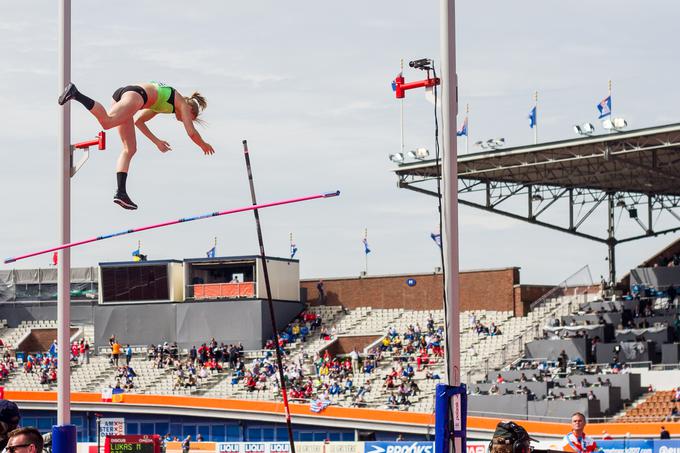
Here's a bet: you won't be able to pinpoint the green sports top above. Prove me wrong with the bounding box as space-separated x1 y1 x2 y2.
149 81 175 114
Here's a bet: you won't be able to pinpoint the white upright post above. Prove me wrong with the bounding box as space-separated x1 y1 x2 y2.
440 0 461 387
58 0 72 426
534 91 538 145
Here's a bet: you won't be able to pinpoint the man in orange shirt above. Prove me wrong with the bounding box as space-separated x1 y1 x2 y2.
112 340 122 366
560 412 599 453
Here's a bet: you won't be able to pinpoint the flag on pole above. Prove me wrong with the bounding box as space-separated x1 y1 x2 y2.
51 252 58 266
363 238 371 255
391 71 402 92
430 233 442 248
290 242 298 259
457 117 468 137
132 247 140 257
206 246 216 258
597 95 611 119
528 106 537 129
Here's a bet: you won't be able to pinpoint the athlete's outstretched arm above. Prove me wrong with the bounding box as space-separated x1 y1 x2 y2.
134 110 171 152
179 105 214 155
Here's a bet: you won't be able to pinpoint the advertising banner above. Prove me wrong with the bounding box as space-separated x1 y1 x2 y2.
99 418 125 443
466 442 487 453
364 442 434 453
599 439 654 453
655 440 680 453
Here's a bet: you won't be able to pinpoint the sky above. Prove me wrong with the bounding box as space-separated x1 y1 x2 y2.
1 1 680 286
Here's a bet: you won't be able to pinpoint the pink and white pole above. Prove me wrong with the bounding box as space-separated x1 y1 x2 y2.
5 192 340 264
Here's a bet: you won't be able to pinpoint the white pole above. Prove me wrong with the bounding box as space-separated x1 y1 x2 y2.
534 91 538 145
400 59 405 157
58 0 72 425
440 0 461 387
465 103 469 154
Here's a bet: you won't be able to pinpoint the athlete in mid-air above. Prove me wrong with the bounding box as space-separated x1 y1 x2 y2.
58 81 215 210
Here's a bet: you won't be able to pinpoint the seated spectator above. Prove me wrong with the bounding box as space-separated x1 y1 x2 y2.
386 393 398 410
425 370 441 380
672 387 680 402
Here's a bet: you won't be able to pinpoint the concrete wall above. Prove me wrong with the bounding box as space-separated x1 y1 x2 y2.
631 368 680 391
0 302 96 327
94 299 304 350
256 259 299 302
525 338 588 362
300 268 537 312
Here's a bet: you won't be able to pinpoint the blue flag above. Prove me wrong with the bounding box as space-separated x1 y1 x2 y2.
430 233 442 248
206 246 216 258
363 238 371 255
597 95 611 119
132 247 140 257
290 242 298 259
457 117 468 137
528 106 537 129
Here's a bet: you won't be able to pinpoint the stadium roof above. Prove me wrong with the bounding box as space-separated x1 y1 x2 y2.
394 122 680 196
392 122 680 283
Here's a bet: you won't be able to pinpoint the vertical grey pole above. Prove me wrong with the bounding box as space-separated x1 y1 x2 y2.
607 193 616 289
440 0 461 386
58 0 72 425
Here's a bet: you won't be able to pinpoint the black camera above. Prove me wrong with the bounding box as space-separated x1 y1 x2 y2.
409 58 433 70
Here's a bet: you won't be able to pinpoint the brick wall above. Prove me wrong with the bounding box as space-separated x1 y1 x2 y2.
323 335 381 356
301 267 537 313
18 328 78 353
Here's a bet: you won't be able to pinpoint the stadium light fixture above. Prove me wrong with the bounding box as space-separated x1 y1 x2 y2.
602 117 628 131
407 147 430 160
389 152 405 163
574 122 595 136
475 138 506 150
531 193 544 202
616 198 626 208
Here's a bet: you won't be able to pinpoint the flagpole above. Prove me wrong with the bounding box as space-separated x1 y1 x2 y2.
400 59 405 157
364 228 368 275
465 103 469 154
534 91 538 145
608 80 612 118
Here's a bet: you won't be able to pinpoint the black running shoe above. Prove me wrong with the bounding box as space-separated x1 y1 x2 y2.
58 83 79 105
113 192 138 210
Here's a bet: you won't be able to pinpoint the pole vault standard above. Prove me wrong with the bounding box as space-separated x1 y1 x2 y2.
5 191 339 264
242 140 296 453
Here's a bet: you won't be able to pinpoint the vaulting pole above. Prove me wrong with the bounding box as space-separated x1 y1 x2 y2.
242 140 296 452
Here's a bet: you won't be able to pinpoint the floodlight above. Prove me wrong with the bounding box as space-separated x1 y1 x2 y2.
574 123 595 136
531 194 544 202
612 118 627 129
389 153 405 163
407 147 430 160
616 199 626 208
603 117 628 131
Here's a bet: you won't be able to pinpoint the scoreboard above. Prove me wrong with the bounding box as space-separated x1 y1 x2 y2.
105 435 161 453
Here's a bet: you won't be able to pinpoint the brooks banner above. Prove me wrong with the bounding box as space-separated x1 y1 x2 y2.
364 442 434 453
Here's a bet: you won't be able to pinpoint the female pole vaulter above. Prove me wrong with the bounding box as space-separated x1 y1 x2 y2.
59 82 215 210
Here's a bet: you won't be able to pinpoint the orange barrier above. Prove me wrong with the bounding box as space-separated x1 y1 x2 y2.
5 391 680 437
194 283 255 299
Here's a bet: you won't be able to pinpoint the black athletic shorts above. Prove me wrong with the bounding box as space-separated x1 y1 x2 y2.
112 85 148 105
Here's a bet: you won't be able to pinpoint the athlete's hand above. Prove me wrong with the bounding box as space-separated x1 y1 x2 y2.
201 143 215 155
156 140 172 153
